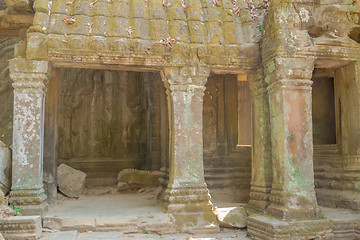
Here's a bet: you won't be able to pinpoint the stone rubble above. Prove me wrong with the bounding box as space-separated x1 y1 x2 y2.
57 164 87 198
213 206 247 229
117 169 161 191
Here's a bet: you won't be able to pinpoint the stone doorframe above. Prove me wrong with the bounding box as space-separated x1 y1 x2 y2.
9 59 244 232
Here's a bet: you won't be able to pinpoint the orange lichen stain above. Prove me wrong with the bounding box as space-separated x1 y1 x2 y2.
286 92 304 158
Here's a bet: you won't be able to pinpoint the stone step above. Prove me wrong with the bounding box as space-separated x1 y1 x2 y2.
41 231 78 240
43 215 176 235
0 216 42 240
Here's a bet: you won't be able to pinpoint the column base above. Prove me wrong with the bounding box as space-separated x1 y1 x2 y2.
164 186 219 233
247 215 333 240
267 189 322 220
10 188 48 216
44 181 57 204
249 185 271 211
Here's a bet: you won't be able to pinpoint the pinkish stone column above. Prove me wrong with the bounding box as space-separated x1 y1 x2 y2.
162 67 218 233
9 59 48 216
266 57 322 220
248 70 272 211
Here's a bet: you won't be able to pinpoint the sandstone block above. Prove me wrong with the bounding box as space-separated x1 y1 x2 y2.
117 169 161 187
0 216 42 240
0 142 11 194
214 206 247 228
57 164 87 198
42 231 78 240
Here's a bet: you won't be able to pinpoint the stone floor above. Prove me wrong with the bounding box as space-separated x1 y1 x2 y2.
40 188 250 239
39 188 360 240
41 230 249 240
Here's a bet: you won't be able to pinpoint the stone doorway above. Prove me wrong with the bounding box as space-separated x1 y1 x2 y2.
43 68 168 201
203 74 252 204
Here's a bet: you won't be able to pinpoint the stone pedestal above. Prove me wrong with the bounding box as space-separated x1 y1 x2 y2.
266 58 321 220
9 59 48 216
162 67 218 233
248 215 333 240
248 70 272 211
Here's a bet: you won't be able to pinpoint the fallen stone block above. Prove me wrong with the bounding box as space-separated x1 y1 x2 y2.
117 169 161 187
0 233 4 240
57 164 87 198
0 142 11 194
0 216 42 240
214 206 247 228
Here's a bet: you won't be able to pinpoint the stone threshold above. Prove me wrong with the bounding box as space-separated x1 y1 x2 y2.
247 215 360 240
43 215 177 235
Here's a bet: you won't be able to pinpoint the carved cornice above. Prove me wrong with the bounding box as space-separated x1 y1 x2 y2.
162 66 209 94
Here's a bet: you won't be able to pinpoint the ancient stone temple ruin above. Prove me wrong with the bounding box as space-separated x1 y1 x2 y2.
0 0 360 239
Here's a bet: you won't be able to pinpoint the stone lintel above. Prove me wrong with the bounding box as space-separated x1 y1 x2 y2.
247 215 333 240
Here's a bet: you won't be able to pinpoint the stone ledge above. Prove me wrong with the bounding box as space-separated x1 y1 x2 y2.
247 215 333 240
43 215 177 235
0 216 42 240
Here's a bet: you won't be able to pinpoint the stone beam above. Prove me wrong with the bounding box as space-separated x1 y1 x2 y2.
248 69 272 211
0 12 33 38
162 67 218 233
9 58 48 216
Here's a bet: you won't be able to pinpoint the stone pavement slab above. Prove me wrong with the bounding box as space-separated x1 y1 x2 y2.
42 231 78 240
75 230 249 240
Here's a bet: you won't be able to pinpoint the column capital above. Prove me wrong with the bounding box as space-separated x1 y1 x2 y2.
9 59 48 89
162 67 209 93
267 79 313 93
264 57 314 85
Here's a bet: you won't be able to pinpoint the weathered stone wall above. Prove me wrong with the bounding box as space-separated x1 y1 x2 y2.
0 38 17 146
203 75 251 203
57 69 162 187
0 0 6 11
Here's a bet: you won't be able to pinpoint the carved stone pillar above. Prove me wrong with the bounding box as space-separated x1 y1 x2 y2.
266 57 321 220
248 70 272 211
162 67 218 233
9 59 48 216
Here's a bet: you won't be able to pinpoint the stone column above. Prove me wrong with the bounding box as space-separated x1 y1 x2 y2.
266 57 321 220
248 70 272 211
43 68 59 204
9 59 48 216
162 67 218 233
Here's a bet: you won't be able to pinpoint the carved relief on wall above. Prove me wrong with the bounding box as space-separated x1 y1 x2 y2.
0 37 17 146
58 69 152 186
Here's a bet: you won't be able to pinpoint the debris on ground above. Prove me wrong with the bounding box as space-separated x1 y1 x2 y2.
214 206 247 229
117 169 161 192
57 164 87 198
